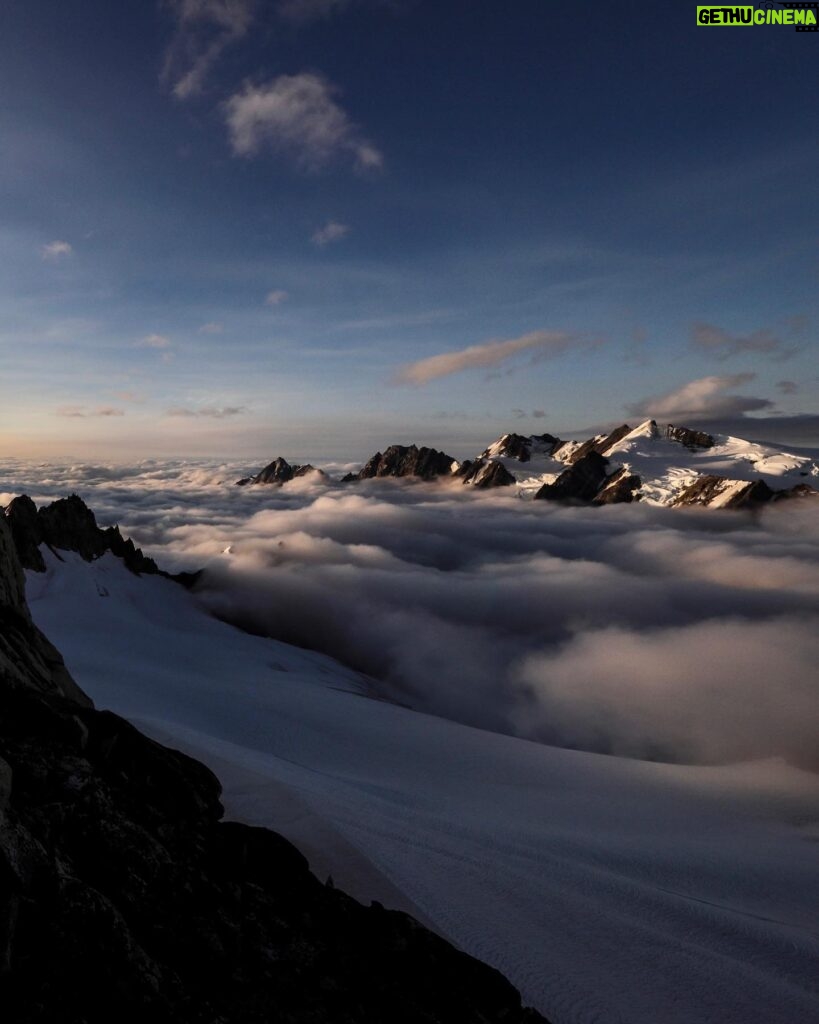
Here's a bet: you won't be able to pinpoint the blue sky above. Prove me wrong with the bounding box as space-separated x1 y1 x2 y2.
1 0 817 459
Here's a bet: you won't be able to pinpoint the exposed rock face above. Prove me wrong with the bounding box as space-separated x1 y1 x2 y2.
0 517 91 707
237 458 326 487
479 433 562 463
665 425 714 450
672 476 817 509
593 469 642 505
3 497 46 573
566 424 633 465
4 495 159 576
351 445 457 481
535 452 611 503
458 460 516 489
0 514 546 1024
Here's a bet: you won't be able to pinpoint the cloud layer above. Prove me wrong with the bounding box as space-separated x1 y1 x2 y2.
5 459 818 769
394 329 583 385
691 322 799 361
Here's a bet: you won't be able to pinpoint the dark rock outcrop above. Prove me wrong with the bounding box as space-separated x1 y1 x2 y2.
665 425 714 450
0 514 546 1024
351 445 457 481
458 460 516 489
0 516 91 707
237 458 326 487
4 495 159 576
3 497 45 573
593 469 642 505
566 424 633 465
535 452 611 503
673 475 817 509
478 433 562 463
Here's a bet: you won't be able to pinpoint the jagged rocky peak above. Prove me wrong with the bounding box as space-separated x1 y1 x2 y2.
534 453 642 506
479 432 562 463
457 459 517 489
349 444 458 481
566 423 633 465
535 452 611 503
3 494 159 576
236 457 327 487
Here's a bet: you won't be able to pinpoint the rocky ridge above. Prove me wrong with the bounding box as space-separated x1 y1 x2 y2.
464 419 819 508
237 458 327 487
0 511 546 1023
343 444 458 482
5 494 160 575
228 421 817 508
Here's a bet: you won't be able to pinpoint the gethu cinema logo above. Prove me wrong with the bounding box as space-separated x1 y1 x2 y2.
697 5 818 25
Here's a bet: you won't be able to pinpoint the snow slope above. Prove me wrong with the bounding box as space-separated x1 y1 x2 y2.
26 549 819 1024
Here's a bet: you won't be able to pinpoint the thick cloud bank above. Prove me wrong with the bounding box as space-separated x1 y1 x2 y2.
3 458 818 766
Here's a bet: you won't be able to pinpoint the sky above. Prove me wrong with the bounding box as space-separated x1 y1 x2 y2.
1 0 817 460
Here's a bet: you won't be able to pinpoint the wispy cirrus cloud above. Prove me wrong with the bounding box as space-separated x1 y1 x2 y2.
265 288 289 306
628 373 774 421
199 322 225 334
42 240 73 261
691 322 799 361
224 74 383 171
162 0 255 100
55 406 125 418
165 405 247 418
137 333 173 350
311 220 349 246
394 329 584 386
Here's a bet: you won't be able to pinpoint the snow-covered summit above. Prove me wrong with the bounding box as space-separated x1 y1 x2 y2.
467 420 819 507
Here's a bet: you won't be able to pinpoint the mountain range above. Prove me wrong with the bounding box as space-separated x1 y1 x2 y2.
236 419 819 510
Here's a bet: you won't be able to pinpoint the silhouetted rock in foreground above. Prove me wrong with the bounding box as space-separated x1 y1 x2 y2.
237 458 326 486
350 445 457 481
4 494 159 576
0 514 547 1024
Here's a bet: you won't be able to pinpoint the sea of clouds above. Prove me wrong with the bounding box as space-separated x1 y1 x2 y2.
3 456 818 768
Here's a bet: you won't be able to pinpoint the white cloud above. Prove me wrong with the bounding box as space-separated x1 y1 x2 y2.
224 74 383 171
311 220 349 246
166 405 247 418
394 329 582 386
199 322 225 334
163 0 255 100
137 333 173 350
55 406 125 418
691 322 798 361
42 240 73 261
629 373 774 421
265 289 289 306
